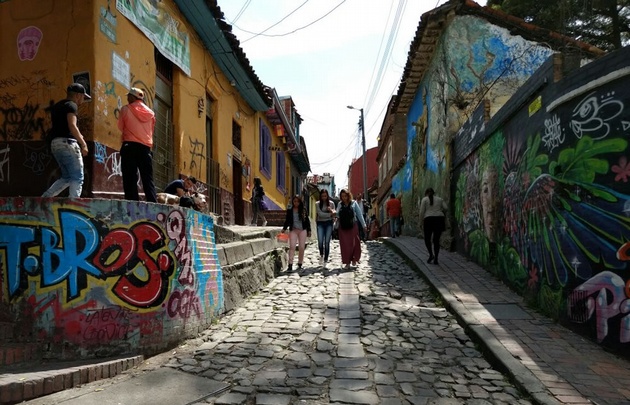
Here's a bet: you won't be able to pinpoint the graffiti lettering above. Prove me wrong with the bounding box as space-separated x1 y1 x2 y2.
163 210 194 286
166 289 201 319
0 209 175 308
104 81 117 97
106 152 122 179
94 142 107 163
570 92 624 140
188 137 205 178
569 271 630 343
0 103 47 140
0 144 9 182
542 114 564 152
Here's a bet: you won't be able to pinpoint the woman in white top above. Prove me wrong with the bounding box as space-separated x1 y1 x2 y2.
419 188 447 265
315 189 336 265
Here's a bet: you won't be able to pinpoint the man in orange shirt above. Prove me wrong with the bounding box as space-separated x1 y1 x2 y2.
386 193 402 238
118 87 157 202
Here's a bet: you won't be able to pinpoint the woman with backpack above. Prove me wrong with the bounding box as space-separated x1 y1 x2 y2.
336 189 366 269
315 188 336 265
251 177 267 226
281 195 311 272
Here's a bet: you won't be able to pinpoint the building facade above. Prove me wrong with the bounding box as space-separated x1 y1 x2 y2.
0 0 309 225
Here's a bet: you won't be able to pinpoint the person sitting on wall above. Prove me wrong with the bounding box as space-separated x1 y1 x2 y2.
164 176 197 208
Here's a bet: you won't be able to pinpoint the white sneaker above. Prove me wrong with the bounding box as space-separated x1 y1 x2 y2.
262 220 267 226
319 256 324 265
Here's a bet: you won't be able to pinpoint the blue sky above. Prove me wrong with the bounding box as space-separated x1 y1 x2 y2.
218 0 487 190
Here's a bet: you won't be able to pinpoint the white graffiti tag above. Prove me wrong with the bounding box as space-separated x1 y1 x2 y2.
542 114 565 152
0 145 9 182
570 92 624 140
105 152 122 179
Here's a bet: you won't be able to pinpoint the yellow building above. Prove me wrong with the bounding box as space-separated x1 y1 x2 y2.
0 0 309 224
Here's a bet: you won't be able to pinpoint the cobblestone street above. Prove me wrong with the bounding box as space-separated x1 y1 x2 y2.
166 240 529 405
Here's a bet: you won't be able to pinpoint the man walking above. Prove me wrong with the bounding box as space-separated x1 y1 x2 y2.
386 193 402 238
42 83 90 198
118 87 157 202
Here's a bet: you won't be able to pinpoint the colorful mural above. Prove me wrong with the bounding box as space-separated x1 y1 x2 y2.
453 64 630 348
0 197 223 358
400 15 554 236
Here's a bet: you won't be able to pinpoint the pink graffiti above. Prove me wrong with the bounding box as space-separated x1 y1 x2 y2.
164 210 195 286
570 271 630 343
17 26 42 61
166 289 201 319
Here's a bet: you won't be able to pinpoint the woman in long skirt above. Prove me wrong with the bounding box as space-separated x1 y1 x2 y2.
336 189 366 269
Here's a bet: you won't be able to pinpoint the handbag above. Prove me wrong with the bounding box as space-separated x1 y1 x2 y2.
259 200 269 211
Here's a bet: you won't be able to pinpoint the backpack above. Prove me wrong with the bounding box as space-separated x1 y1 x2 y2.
338 204 355 230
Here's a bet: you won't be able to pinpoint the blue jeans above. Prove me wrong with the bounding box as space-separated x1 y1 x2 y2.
43 138 84 198
316 220 333 261
389 216 400 237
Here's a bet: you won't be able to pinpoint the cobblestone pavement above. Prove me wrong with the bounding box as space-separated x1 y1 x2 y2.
166 240 531 405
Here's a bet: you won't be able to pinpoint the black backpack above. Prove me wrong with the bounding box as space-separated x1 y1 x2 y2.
338 204 355 230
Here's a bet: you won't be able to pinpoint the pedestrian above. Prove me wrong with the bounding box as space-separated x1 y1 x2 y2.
42 83 91 198
315 188 335 265
336 189 366 269
419 187 448 265
386 193 402 237
281 195 311 271
251 177 267 226
368 214 380 240
118 87 157 202
355 194 367 241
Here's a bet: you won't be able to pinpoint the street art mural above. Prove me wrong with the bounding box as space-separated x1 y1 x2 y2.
0 198 223 358
401 15 554 236
453 64 630 349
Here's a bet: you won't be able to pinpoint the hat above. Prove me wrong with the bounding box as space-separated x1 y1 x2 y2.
67 83 91 99
127 87 144 100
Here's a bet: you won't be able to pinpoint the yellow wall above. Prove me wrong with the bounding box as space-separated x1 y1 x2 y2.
0 0 96 141
0 0 289 211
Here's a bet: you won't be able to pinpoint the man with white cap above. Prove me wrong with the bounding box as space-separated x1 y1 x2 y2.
117 87 157 202
42 83 90 198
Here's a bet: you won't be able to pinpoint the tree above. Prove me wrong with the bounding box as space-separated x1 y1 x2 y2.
487 0 630 51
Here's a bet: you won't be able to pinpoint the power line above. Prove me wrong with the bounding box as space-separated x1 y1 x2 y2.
231 0 252 24
231 0 348 41
242 0 311 43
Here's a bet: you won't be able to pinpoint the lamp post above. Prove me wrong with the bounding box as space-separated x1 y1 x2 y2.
347 106 368 207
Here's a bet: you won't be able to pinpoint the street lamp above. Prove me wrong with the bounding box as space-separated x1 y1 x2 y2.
347 105 368 208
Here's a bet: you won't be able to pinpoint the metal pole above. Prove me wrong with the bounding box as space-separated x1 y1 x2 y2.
360 108 368 206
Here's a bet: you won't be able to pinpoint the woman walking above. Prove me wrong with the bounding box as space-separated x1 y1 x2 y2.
336 189 366 269
419 188 448 265
315 189 336 265
251 177 267 226
281 195 311 271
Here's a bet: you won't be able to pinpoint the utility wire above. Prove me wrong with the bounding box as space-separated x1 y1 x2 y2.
241 0 310 43
231 0 347 41
231 0 252 24
364 0 406 115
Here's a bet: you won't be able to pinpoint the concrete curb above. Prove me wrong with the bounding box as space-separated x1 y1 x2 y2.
383 239 561 405
0 355 143 405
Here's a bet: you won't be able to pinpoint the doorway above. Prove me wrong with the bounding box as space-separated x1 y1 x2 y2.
232 159 243 225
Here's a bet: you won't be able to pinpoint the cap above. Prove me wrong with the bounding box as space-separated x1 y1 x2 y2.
127 87 144 100
67 83 91 99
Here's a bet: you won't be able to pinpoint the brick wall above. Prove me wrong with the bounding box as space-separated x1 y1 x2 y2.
0 197 223 361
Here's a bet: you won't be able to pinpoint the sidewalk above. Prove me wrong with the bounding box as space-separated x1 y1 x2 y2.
386 236 630 405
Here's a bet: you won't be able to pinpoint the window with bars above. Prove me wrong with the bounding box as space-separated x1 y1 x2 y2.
259 119 271 178
276 151 285 192
152 51 174 191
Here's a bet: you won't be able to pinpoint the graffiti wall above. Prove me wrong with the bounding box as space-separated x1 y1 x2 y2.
400 15 554 236
0 197 223 359
452 48 630 350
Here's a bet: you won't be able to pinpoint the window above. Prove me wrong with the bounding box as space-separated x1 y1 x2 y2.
379 162 383 185
276 151 285 191
387 141 392 171
259 119 271 178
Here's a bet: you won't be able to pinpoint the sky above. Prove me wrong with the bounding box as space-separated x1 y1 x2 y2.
218 0 487 191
